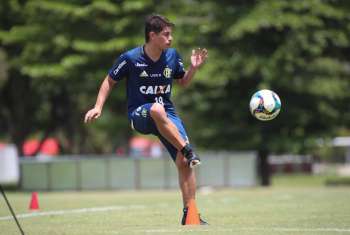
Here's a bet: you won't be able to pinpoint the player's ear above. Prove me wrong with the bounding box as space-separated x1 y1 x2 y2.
149 31 157 40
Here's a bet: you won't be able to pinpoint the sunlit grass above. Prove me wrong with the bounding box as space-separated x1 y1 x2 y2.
1 175 349 235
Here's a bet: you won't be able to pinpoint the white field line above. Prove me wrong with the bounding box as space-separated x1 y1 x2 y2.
140 228 350 233
0 205 146 221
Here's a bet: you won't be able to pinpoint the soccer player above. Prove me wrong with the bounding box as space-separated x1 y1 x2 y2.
84 14 208 225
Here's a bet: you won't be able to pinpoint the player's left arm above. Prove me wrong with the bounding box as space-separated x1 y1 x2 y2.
177 48 208 87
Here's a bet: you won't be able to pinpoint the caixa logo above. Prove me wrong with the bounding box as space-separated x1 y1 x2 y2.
139 85 171 95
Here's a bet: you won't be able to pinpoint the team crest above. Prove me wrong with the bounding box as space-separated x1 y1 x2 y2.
163 67 172 78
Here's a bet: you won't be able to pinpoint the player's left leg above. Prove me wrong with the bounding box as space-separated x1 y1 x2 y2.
131 103 199 167
150 103 186 151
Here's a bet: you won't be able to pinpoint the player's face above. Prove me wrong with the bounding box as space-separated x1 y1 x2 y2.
154 26 173 49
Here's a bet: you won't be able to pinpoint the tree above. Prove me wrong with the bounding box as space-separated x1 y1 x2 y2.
0 0 159 154
1 0 350 182
175 0 350 185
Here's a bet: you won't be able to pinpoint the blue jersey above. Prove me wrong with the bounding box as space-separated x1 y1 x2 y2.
108 46 186 119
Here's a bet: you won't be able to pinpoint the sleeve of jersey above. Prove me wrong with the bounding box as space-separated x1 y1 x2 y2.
108 54 129 81
173 51 186 80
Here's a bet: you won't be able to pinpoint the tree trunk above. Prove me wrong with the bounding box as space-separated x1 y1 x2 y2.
2 74 33 156
258 148 270 186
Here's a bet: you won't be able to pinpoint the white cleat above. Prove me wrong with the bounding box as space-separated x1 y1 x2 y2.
188 158 201 168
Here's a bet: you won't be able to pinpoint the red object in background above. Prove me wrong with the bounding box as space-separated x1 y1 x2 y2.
22 138 59 156
115 147 126 156
129 136 163 157
41 138 59 155
29 192 40 211
22 140 40 156
129 136 151 149
0 142 6 150
129 136 152 156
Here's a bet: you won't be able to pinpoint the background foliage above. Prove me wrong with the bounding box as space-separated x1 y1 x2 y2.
1 0 350 159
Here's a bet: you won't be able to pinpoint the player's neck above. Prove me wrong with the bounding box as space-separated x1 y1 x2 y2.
144 43 163 62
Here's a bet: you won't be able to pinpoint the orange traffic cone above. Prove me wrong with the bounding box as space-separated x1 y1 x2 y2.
185 199 200 225
29 192 39 211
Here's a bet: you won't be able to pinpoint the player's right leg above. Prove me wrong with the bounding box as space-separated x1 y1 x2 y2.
149 103 200 168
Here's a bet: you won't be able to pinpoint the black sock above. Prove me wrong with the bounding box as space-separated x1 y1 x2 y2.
183 207 188 213
181 143 192 159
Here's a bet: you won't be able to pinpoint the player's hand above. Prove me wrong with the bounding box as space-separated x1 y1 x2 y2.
190 48 208 69
84 107 102 123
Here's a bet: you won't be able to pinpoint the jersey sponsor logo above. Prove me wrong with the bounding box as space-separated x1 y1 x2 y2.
163 67 172 78
135 62 148 67
113 60 127 75
139 70 149 78
139 85 171 95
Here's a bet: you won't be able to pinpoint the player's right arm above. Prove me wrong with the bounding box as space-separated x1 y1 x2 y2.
84 76 116 123
84 53 129 123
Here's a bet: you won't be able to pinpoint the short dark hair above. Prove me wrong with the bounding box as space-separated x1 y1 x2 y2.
145 14 174 42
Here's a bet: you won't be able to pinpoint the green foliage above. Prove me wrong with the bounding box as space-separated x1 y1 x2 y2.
176 0 350 154
0 0 156 153
0 49 8 83
1 0 350 155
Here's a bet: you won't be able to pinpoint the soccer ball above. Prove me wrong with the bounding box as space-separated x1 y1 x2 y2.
249 89 281 121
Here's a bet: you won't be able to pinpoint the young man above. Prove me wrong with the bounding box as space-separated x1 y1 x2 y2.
84 14 208 225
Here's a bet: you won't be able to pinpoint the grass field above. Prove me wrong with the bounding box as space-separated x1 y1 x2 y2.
1 175 350 235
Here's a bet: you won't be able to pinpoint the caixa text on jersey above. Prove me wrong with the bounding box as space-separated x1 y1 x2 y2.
139 85 171 95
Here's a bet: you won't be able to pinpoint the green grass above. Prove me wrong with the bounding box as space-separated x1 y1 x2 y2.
1 176 350 235
272 173 332 187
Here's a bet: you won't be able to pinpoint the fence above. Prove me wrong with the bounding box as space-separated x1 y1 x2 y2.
20 152 257 191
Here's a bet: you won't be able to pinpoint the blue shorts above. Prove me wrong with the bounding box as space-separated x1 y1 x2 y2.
130 103 189 161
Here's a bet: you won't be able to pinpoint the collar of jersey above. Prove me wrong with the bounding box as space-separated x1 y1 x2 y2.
141 45 165 64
